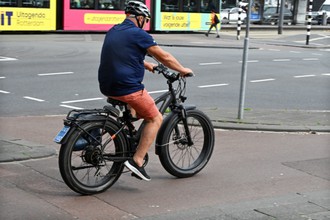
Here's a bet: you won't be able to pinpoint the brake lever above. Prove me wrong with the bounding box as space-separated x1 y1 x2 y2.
153 64 167 74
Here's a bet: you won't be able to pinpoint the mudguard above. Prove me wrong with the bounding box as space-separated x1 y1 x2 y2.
155 105 196 155
59 112 121 145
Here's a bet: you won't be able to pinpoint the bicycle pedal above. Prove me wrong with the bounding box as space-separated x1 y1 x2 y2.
131 172 143 180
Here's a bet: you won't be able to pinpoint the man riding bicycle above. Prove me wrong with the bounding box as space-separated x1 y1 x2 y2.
98 1 192 181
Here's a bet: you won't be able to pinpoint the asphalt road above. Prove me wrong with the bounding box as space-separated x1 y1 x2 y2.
0 32 329 117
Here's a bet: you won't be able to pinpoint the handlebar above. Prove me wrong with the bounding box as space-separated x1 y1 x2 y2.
153 64 194 82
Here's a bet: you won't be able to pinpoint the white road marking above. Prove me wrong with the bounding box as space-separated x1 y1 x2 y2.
250 78 275 83
38 72 74 76
198 84 229 88
60 104 84 110
61 97 104 104
0 76 6 79
294 35 330 43
294 74 316 78
23 96 45 102
239 60 259 63
321 73 330 76
273 59 291 62
0 56 17 61
302 110 330 113
302 58 319 61
0 90 10 94
268 49 280 52
199 62 222 66
148 90 168 94
290 51 301 54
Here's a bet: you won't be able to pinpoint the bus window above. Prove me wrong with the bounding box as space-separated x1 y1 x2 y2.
22 0 32 7
183 0 197 12
201 0 217 12
80 0 95 8
71 0 81 8
161 0 179 12
21 0 49 8
0 0 17 6
98 0 129 10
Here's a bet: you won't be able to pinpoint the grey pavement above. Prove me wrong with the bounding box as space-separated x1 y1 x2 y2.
0 28 329 220
0 135 56 163
1 109 329 163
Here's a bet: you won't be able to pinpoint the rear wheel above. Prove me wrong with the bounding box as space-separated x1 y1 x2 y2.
58 121 127 195
157 110 215 178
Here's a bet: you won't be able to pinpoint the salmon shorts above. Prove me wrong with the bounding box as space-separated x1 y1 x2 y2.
110 89 160 120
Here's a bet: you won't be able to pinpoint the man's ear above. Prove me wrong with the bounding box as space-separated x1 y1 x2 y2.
138 16 143 21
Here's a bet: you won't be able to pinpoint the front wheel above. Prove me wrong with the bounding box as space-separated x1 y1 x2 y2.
58 121 127 195
157 109 215 178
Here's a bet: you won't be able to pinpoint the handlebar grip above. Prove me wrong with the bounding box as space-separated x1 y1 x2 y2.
185 72 195 77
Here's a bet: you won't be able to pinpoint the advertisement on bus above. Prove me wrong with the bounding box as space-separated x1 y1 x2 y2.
63 0 151 31
0 0 56 31
154 0 221 31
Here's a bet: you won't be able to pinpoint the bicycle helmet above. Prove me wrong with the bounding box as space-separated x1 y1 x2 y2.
125 1 151 18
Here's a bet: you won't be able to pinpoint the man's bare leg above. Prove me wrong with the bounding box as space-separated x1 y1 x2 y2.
133 112 163 167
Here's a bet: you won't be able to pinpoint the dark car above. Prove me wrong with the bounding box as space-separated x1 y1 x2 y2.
316 8 330 24
316 13 330 24
262 6 293 25
316 2 330 24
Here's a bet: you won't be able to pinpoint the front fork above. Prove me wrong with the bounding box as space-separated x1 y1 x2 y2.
155 105 196 155
178 106 194 146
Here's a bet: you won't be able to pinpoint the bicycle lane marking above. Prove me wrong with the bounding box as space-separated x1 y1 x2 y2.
23 96 45 102
250 78 276 83
198 84 229 88
0 77 8 93
38 72 74 76
197 73 328 90
148 90 168 94
61 97 104 104
0 56 18 61
0 90 10 94
199 62 222 66
59 97 104 110
60 104 84 110
294 74 316 78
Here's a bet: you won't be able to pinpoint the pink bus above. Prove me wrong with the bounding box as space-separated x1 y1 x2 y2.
63 0 151 31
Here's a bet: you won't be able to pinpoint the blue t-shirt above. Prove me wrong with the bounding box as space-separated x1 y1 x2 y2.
98 19 157 96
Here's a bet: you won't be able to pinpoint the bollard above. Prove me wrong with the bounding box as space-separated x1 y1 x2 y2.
322 12 327 25
237 9 242 40
306 0 313 45
237 0 242 40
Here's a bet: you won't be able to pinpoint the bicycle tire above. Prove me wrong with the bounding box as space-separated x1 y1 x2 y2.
157 109 215 178
58 121 127 195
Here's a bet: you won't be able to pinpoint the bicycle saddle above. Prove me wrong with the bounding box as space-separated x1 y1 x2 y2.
107 97 127 107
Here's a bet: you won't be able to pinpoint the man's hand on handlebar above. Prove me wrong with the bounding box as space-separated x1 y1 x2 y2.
180 67 194 77
144 61 158 73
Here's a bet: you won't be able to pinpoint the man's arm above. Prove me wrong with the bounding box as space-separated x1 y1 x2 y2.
147 45 193 75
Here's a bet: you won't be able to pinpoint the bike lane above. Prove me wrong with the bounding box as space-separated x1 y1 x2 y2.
0 116 329 219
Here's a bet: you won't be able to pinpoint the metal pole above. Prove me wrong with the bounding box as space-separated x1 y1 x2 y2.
238 0 252 120
306 0 313 45
278 0 285 34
